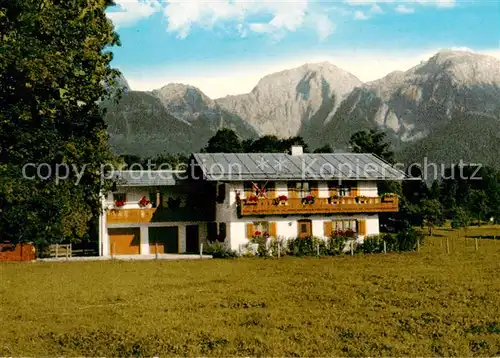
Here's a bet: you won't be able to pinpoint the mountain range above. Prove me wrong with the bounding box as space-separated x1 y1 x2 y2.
103 50 500 169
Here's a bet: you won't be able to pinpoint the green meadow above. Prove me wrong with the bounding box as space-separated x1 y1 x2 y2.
1 225 500 356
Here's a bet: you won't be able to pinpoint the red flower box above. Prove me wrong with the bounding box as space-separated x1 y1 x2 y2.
278 195 288 201
254 231 262 236
115 200 125 207
139 196 151 208
248 195 259 202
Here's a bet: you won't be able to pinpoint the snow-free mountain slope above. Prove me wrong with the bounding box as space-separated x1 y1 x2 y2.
216 62 363 137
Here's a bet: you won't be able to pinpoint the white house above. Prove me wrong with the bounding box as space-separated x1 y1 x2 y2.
98 146 406 256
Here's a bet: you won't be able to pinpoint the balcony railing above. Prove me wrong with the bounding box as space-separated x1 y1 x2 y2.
237 196 398 217
106 207 214 224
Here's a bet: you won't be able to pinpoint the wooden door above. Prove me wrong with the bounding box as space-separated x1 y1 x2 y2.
149 226 179 254
108 228 140 255
297 220 312 239
186 225 199 253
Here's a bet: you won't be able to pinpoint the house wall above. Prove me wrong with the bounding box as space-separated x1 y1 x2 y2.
101 185 207 256
217 182 381 252
358 181 378 197
102 221 208 256
100 180 384 255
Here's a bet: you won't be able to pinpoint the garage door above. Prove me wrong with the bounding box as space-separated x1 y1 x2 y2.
108 228 141 255
149 226 179 254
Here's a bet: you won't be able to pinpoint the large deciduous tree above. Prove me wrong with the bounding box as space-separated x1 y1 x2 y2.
0 0 119 245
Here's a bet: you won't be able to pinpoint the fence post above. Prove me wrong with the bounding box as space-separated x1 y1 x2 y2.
316 242 320 257
200 243 203 259
66 244 69 260
350 241 354 256
55 243 59 258
417 239 420 253
155 243 159 260
112 242 116 259
383 241 387 254
446 237 450 254
475 238 478 251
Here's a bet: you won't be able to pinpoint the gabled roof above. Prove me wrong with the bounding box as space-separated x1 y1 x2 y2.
191 152 408 181
111 170 181 187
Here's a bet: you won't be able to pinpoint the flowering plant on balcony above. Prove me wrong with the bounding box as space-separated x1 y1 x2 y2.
382 193 398 203
244 194 259 205
114 200 125 208
274 194 289 206
138 196 151 208
253 231 270 238
333 229 356 238
301 195 315 205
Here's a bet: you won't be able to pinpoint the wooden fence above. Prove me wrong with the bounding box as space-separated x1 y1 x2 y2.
48 244 72 258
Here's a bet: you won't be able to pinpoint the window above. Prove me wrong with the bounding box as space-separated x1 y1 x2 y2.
113 193 126 203
216 184 226 203
300 222 308 233
329 180 355 197
244 182 274 197
332 219 357 232
149 192 158 208
218 223 227 241
253 221 269 235
295 182 311 198
207 222 218 242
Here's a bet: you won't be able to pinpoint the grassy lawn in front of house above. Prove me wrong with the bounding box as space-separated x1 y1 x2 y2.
1 225 500 356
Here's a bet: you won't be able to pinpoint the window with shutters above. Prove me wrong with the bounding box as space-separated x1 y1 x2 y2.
328 180 356 197
113 192 126 203
218 222 226 241
253 221 269 236
216 183 226 203
295 182 311 198
331 219 357 237
207 222 218 242
244 182 275 197
148 191 158 208
332 219 357 231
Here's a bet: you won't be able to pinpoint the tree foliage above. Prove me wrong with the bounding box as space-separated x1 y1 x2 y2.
204 129 309 154
0 0 119 244
349 129 395 164
420 199 444 236
204 128 243 153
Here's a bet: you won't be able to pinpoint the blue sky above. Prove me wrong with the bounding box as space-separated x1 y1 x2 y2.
107 0 500 98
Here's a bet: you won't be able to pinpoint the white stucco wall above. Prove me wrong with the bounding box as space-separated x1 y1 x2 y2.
358 181 378 197
215 182 383 252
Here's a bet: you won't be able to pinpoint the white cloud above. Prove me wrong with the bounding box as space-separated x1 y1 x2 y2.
107 0 162 28
345 0 456 14
107 0 333 41
122 48 500 98
314 14 336 41
164 0 310 40
395 4 415 13
371 4 384 13
354 10 370 20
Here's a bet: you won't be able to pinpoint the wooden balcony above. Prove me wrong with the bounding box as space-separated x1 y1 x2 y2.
106 207 214 224
238 196 398 217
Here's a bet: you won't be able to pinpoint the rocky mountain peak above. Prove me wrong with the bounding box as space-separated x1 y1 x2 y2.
413 50 500 85
152 83 217 122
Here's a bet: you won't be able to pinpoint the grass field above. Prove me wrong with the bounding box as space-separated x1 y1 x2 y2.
1 225 500 356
